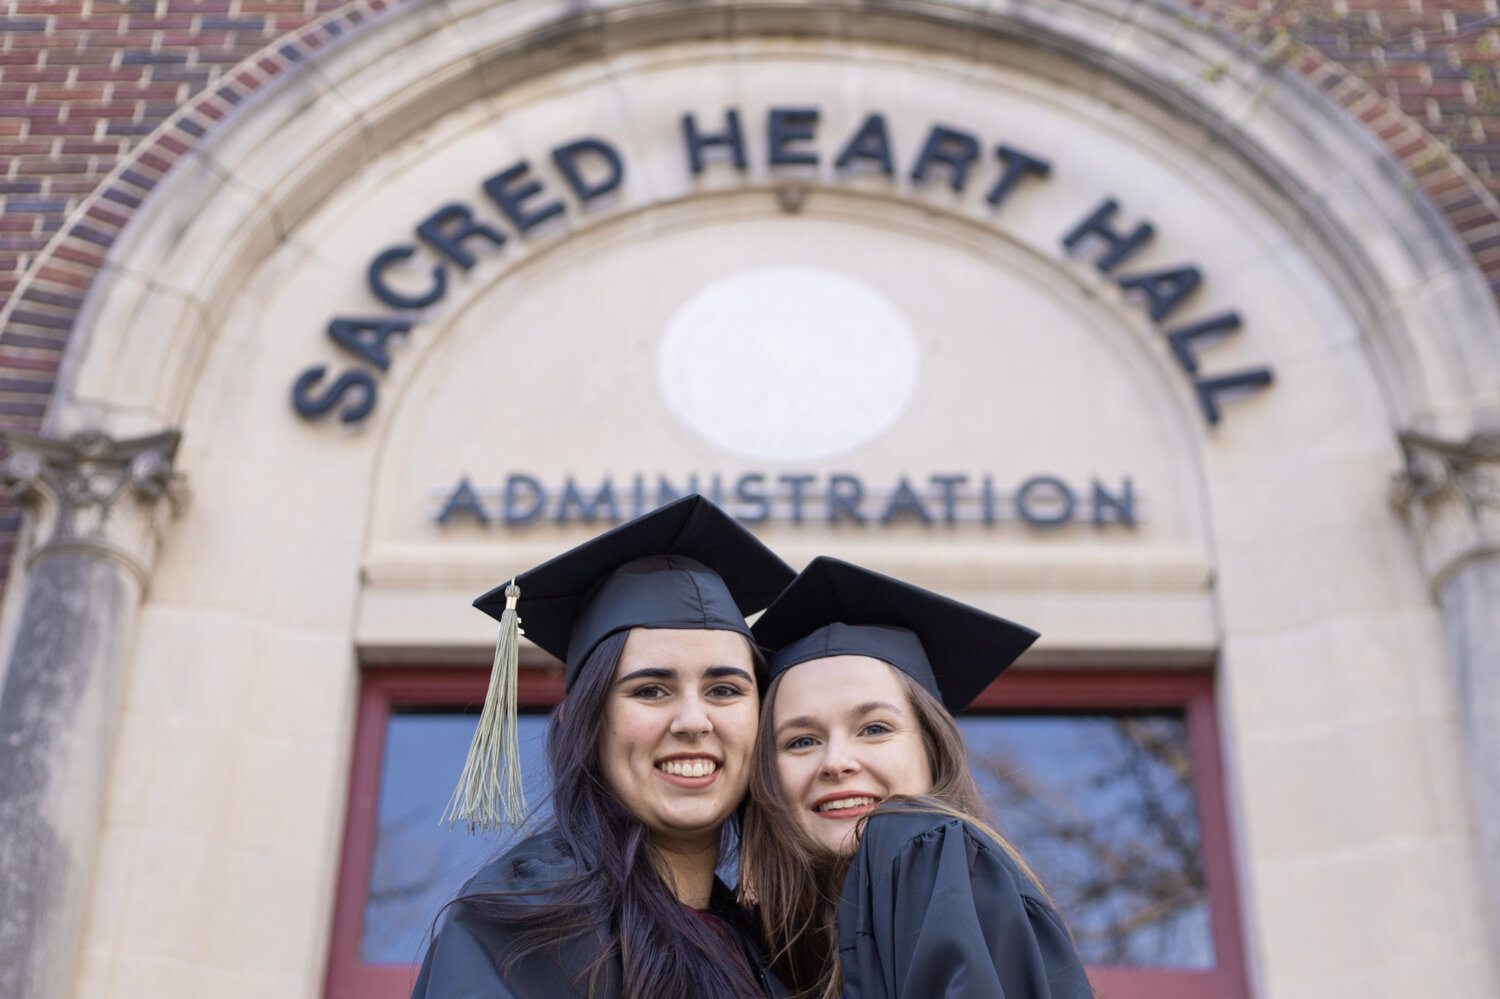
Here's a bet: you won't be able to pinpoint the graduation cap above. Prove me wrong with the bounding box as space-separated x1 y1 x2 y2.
750 556 1039 714
447 495 795 834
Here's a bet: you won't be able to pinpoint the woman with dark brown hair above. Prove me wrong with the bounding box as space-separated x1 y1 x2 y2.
740 557 1094 999
413 496 793 999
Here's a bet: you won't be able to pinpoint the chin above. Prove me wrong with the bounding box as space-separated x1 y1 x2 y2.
656 806 733 836
811 823 860 857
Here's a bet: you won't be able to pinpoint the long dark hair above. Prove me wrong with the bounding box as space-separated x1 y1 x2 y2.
739 665 1047 999
460 630 765 998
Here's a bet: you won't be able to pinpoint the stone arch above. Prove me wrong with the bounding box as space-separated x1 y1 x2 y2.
3 3 1499 999
29 0 1500 442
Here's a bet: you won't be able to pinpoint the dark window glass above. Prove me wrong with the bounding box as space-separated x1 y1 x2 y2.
958 713 1213 969
361 710 554 964
356 705 1213 972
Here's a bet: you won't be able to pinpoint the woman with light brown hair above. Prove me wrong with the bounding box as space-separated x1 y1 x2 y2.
740 557 1094 999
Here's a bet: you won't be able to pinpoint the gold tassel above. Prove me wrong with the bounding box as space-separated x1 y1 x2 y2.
443 580 528 834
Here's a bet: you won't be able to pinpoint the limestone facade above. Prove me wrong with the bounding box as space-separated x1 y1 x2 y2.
2 2 1500 998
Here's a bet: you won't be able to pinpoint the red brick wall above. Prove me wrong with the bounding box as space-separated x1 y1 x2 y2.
1 0 1499 595
0 0 367 582
2 0 350 330
1204 0 1500 291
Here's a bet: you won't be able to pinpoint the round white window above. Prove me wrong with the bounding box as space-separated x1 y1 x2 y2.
657 265 920 463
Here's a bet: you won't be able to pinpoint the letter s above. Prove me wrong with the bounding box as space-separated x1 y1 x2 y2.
291 366 378 423
735 473 770 523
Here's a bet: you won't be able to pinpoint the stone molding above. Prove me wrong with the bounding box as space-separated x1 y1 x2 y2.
0 429 184 585
1392 428 1500 589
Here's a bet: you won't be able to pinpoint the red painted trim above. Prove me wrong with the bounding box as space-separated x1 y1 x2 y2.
325 666 1248 999
325 675 393 999
1087 966 1227 997
1187 678 1250 999
966 668 1209 710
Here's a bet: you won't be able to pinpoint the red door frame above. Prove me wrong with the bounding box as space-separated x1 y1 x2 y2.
325 668 1248 999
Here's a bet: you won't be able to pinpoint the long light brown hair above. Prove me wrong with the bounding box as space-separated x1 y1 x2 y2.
738 663 1047 999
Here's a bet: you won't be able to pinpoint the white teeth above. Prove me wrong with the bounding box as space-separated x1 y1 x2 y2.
816 796 877 813
658 759 718 777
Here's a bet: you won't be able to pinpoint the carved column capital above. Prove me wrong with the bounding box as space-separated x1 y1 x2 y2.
0 429 185 584
1391 429 1500 589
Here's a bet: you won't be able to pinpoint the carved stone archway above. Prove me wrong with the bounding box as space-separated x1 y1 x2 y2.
3 2 1498 997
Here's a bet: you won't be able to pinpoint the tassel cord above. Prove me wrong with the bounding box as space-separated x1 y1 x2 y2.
443 580 528 834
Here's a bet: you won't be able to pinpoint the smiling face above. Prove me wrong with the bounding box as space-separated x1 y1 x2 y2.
772 655 934 855
597 627 759 851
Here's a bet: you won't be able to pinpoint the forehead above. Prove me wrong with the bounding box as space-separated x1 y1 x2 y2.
615 627 753 672
773 655 908 721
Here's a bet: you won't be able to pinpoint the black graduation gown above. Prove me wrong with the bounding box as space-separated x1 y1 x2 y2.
411 828 787 999
838 810 1094 999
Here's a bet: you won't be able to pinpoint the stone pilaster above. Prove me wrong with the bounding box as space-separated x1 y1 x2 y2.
1392 430 1500 585
1392 429 1500 953
0 429 183 999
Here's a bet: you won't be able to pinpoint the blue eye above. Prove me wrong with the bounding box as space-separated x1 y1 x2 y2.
783 735 816 751
860 722 893 737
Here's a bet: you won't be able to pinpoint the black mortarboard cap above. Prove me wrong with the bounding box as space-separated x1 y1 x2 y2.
751 556 1039 713
474 494 796 689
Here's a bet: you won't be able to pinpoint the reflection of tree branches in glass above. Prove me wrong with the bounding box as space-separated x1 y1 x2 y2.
365 805 448 962
360 712 555 964
967 715 1212 969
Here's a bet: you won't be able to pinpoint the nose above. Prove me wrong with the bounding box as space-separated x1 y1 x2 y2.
819 733 861 779
669 691 712 738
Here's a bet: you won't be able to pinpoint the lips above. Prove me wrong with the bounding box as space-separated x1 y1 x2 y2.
811 792 881 819
656 757 720 777
815 795 877 812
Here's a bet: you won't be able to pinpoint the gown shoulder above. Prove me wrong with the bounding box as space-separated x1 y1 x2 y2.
412 828 788 999
410 829 616 999
838 806 1094 999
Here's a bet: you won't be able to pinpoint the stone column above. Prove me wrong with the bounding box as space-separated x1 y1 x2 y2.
0 429 183 999
1392 429 1500 953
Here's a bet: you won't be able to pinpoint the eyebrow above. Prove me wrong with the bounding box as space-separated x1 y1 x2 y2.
775 699 905 736
615 665 755 686
616 667 675 686
855 699 906 717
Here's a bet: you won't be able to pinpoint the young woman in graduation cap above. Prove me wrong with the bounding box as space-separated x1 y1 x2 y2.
739 557 1095 999
413 496 795 999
